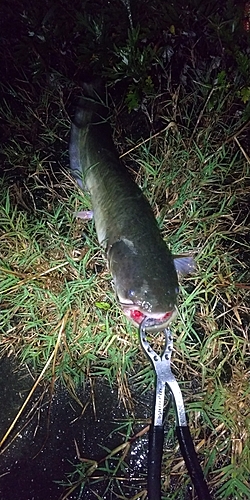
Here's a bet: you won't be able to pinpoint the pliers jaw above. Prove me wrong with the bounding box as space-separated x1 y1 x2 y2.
139 320 187 427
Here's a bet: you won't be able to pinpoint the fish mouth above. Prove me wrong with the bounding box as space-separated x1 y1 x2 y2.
121 305 177 332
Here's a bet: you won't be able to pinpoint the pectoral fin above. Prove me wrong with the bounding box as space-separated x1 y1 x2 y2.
173 255 196 275
74 210 94 220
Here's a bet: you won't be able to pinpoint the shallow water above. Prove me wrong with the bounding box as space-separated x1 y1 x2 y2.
0 356 151 500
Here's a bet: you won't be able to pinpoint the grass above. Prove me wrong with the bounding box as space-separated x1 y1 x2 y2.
1 105 249 497
1 0 250 498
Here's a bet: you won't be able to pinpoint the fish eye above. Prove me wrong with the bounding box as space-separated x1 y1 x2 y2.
128 289 135 298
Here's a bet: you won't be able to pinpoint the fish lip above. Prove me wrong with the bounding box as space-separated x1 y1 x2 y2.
141 312 176 332
121 304 177 332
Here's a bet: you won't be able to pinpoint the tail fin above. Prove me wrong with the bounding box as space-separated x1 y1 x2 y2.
69 81 109 189
73 82 108 129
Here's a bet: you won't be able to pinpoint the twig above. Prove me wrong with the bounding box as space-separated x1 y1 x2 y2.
190 87 215 143
234 136 250 164
203 119 250 164
1 261 70 295
119 122 177 158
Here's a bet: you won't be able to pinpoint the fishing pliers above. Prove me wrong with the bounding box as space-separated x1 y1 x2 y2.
139 320 212 500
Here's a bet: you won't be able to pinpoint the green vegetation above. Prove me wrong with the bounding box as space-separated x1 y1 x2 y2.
0 0 250 498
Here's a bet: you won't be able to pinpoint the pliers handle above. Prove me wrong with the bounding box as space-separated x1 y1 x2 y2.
139 321 213 500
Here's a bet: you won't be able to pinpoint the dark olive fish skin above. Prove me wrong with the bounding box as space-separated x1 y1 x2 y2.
69 87 194 331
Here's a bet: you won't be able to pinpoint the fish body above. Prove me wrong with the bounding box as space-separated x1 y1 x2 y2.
70 86 193 332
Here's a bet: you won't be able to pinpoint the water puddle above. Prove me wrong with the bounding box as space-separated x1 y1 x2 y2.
0 356 152 499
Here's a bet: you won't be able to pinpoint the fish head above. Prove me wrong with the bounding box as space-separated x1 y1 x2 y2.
109 243 179 331
108 239 194 333
116 280 178 332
